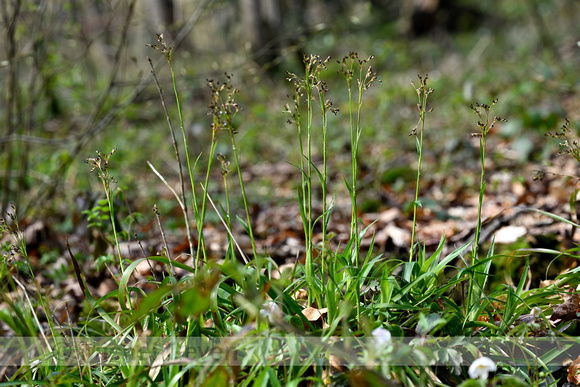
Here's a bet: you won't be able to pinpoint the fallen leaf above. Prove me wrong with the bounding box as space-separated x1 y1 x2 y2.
293 289 308 301
493 225 527 244
329 354 345 372
551 289 580 322
302 306 326 322
568 355 580 384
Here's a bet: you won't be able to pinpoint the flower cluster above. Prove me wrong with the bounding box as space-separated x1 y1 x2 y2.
546 119 580 163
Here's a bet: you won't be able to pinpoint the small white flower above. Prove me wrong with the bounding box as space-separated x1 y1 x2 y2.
259 301 281 323
469 357 496 380
371 327 392 348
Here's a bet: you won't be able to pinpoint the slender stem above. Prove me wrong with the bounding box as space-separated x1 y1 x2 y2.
148 34 202 272
305 62 314 306
409 75 432 262
103 178 124 273
471 101 501 260
347 76 357 256
409 102 425 262
147 57 194 267
168 64 202 272
473 137 486 259
219 155 234 262
353 64 366 268
317 81 330 320
230 132 258 259
196 128 218 264
467 100 505 321
321 96 327 256
154 204 174 276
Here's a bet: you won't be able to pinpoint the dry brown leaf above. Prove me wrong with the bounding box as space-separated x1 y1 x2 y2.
135 259 153 276
568 355 580 384
377 207 403 223
329 354 345 372
320 355 346 385
302 306 326 322
268 262 296 280
540 280 554 288
374 224 410 249
550 289 580 322
559 256 579 275
293 289 308 301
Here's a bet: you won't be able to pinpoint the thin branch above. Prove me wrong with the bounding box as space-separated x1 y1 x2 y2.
147 161 184 210
147 58 194 257
153 204 175 277
202 183 249 265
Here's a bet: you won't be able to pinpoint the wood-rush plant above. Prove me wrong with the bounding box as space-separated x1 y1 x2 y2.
337 53 378 324
466 100 506 320
337 53 378 265
409 74 433 262
85 148 125 276
285 53 379 334
469 99 506 259
147 34 198 270
217 152 235 261
9 38 575 385
209 74 258 260
0 205 60 354
148 35 256 270
285 54 332 307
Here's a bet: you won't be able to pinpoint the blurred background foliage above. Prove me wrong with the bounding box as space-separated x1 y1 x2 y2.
0 0 579 226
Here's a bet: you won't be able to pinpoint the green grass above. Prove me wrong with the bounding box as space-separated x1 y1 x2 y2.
2 47 580 386
2 1 580 386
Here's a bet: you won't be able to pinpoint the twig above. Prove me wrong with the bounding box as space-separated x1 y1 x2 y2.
148 161 195 262
64 301 83 375
153 204 175 277
201 183 250 265
148 161 184 209
12 277 56 365
135 232 158 283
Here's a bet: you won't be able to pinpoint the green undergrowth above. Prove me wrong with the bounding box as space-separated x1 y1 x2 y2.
2 36 580 386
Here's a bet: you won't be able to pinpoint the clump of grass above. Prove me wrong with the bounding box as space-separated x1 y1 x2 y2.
148 34 257 270
4 39 580 386
148 34 197 269
285 54 332 308
337 52 378 267
337 53 378 325
208 74 258 260
285 53 377 327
